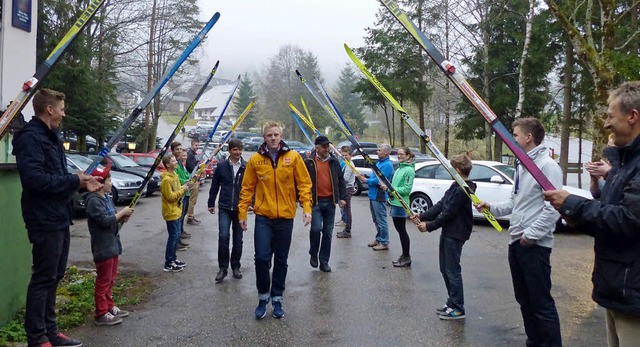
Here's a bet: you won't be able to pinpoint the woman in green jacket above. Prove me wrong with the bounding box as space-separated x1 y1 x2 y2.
381 147 415 267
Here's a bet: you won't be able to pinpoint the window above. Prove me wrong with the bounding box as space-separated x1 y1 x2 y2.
415 164 438 179
469 165 501 182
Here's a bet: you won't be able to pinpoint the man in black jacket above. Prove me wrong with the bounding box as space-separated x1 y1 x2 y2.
208 139 246 282
186 139 201 225
304 136 346 273
12 88 101 347
545 81 640 347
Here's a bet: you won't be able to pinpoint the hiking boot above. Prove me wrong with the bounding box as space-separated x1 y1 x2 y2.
177 245 189 251
336 231 351 238
47 332 83 347
109 306 129 318
372 244 389 251
215 268 228 283
174 260 187 268
187 218 201 225
232 268 243 279
438 307 465 320
436 304 449 315
163 262 183 272
319 262 332 272
178 240 190 247
335 220 346 227
367 240 379 247
272 300 285 319
180 231 192 239
310 254 318 268
392 256 412 267
94 312 123 326
255 298 269 319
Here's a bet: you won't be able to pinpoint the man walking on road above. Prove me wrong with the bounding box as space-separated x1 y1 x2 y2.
238 121 312 320
208 139 247 282
361 144 394 251
304 136 346 273
186 139 201 225
13 88 100 347
476 118 563 347
545 81 640 347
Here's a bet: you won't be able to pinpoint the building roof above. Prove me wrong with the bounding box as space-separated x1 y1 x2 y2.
194 82 237 118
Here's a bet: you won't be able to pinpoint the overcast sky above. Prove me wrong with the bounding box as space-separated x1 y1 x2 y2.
196 0 380 86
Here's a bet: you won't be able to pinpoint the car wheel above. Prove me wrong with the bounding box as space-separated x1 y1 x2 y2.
354 179 363 196
110 187 119 204
410 192 432 214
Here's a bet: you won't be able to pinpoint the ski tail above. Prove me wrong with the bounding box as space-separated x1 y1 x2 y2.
123 61 221 222
84 12 221 176
379 0 556 191
0 0 108 139
345 44 502 232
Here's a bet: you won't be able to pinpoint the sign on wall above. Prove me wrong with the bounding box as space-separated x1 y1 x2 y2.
12 0 31 32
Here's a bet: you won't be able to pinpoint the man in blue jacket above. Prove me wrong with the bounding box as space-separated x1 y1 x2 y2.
12 88 101 347
545 81 640 347
360 144 394 251
208 139 246 282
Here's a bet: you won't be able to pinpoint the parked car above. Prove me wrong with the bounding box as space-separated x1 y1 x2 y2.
122 152 165 172
233 131 261 142
196 121 216 128
409 160 593 231
78 152 161 196
209 130 230 143
391 147 436 163
284 140 311 151
189 126 213 140
66 154 146 211
336 140 379 155
243 136 263 151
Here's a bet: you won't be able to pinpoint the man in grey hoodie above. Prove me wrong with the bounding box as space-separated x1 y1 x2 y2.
476 118 563 347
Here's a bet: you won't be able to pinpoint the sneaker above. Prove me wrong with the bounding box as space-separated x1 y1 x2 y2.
438 307 465 320
178 240 190 247
47 332 83 347
255 298 269 320
94 312 123 326
174 260 187 268
372 244 389 251
436 304 449 315
163 263 183 272
336 231 351 238
367 240 379 247
109 306 129 318
272 301 285 319
335 220 346 227
187 218 201 225
33 342 53 347
180 231 192 239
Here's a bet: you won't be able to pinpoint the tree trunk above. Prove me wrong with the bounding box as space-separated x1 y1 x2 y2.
560 36 573 185
513 0 535 119
143 0 157 153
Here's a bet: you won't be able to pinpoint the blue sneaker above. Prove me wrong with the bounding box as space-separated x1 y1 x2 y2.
272 301 285 319
438 307 465 320
255 299 269 320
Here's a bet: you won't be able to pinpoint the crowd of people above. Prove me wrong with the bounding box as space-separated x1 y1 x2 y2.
11 81 640 347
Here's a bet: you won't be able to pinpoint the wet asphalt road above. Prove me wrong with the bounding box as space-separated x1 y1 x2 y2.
66 179 606 346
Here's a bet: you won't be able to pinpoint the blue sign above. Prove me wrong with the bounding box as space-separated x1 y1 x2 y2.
12 0 31 32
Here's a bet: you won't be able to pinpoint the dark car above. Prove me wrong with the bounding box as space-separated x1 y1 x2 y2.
243 137 263 151
79 152 161 196
233 131 260 142
336 140 379 155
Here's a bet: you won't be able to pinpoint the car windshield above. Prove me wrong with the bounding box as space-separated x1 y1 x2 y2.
493 164 516 180
136 156 157 166
67 154 105 170
110 154 140 167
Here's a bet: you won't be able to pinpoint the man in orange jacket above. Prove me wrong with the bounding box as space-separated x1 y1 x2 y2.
238 121 312 320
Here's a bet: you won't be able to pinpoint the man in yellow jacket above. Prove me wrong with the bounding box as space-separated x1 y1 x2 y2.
160 153 191 273
239 121 313 320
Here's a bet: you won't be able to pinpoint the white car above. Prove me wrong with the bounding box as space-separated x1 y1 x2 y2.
409 160 592 227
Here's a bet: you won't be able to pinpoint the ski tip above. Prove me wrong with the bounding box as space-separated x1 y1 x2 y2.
212 60 220 70
295 69 302 76
343 43 350 50
236 74 241 80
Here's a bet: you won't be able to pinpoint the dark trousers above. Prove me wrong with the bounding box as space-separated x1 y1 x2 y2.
218 208 243 270
343 187 354 232
254 215 293 301
509 243 562 347
392 217 411 257
94 256 118 317
25 229 70 346
309 198 336 264
439 235 465 312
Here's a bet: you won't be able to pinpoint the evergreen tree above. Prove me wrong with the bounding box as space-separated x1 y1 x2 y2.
333 64 367 140
233 73 259 131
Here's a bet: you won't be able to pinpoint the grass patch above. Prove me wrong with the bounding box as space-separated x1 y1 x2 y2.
162 115 197 126
0 266 156 345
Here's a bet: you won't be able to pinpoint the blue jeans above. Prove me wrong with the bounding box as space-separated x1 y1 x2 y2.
254 215 293 302
24 229 69 346
218 209 243 269
439 235 465 312
309 198 336 264
509 243 562 347
165 220 180 266
369 200 389 244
